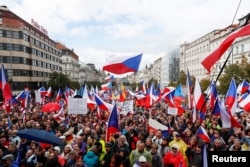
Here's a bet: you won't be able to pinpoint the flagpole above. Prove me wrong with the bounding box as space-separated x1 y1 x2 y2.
200 0 245 113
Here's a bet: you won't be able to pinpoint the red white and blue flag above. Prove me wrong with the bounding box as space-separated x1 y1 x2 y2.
0 64 12 100
101 82 112 90
106 104 119 142
102 53 142 75
196 126 210 143
225 78 237 115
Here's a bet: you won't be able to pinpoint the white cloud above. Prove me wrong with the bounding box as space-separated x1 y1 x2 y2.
2 0 250 71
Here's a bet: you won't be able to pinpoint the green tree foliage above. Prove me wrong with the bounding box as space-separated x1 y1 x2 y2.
177 70 186 85
48 72 73 91
200 78 210 93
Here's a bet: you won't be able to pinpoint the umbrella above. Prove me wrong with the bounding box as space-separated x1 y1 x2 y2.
41 102 61 112
16 128 63 146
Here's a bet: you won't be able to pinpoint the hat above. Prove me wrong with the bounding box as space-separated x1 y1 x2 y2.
138 156 147 162
105 142 112 147
2 154 14 160
175 132 181 137
119 148 126 152
59 136 66 139
172 144 179 150
53 146 60 153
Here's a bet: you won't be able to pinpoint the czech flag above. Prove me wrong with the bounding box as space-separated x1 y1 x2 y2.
101 82 112 90
225 78 237 115
106 104 119 142
0 64 12 100
94 94 113 112
148 118 169 137
102 53 142 75
196 126 210 143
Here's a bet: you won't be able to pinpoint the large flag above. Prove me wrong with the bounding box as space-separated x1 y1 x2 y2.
102 53 142 75
201 24 250 73
148 118 169 137
196 126 210 143
0 64 12 100
193 79 206 120
225 78 237 115
106 104 119 142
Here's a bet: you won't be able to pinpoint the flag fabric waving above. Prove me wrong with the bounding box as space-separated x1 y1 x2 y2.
102 53 142 75
225 78 237 115
148 118 169 137
196 126 210 143
0 64 12 100
201 24 250 73
106 104 119 142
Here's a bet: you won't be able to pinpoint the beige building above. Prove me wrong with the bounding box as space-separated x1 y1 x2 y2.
0 5 62 90
56 42 79 82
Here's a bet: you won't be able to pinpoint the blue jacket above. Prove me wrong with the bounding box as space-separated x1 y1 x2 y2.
83 151 99 167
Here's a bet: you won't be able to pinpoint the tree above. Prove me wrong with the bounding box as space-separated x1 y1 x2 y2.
177 70 186 85
200 78 210 93
218 64 245 94
47 72 73 91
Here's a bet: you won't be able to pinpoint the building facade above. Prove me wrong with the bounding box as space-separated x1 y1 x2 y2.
56 42 79 83
0 6 62 90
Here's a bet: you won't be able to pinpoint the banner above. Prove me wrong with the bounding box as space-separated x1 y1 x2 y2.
116 100 134 115
68 98 87 114
167 107 178 115
35 90 41 103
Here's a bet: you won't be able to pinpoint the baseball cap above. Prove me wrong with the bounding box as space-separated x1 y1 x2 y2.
172 144 179 150
53 146 60 153
138 156 147 162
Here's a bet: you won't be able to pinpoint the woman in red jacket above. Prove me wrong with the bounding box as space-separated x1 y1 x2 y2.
163 144 187 167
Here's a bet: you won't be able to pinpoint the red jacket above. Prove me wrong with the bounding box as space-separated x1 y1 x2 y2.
163 151 187 167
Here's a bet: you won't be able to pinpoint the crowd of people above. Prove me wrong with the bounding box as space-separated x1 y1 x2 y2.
0 94 250 167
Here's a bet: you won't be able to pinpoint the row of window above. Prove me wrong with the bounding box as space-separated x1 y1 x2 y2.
0 56 62 71
6 69 49 78
0 42 61 63
0 29 61 56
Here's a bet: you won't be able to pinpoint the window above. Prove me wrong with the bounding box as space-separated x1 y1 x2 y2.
6 31 12 38
32 49 36 55
13 57 20 63
13 32 19 39
13 44 20 51
23 58 26 64
241 45 244 53
7 43 12 51
23 46 27 52
30 38 34 44
0 30 2 37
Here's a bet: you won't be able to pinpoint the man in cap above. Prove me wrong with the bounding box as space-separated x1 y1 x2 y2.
1 154 18 167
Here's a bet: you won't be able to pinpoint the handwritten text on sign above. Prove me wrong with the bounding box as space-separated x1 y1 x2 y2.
68 98 87 114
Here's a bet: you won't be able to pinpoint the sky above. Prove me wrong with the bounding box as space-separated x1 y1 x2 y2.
2 0 250 72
